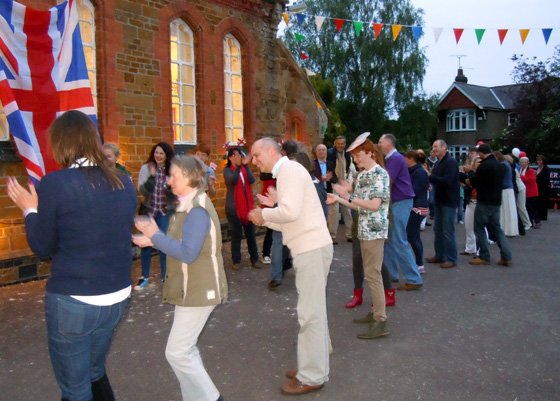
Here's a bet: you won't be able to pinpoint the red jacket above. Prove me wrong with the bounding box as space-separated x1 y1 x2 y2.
520 167 539 198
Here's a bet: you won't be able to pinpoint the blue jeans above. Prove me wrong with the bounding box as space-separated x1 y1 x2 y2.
45 293 129 401
433 205 458 264
271 230 284 281
474 203 512 262
384 199 422 285
406 211 425 267
226 211 259 264
141 212 170 279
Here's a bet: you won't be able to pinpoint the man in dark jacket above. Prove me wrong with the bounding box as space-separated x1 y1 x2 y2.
468 144 513 266
426 139 460 268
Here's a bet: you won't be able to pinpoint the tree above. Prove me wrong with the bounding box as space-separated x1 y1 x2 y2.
282 0 427 143
391 94 439 151
495 48 560 163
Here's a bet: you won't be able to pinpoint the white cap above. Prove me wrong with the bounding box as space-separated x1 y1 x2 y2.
346 132 371 152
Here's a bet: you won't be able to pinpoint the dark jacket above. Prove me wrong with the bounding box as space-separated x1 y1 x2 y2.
408 163 429 208
429 152 460 208
327 147 353 177
469 154 505 206
312 159 337 193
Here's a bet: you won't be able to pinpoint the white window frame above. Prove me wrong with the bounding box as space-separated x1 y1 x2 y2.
446 109 476 132
77 0 97 112
448 145 469 161
170 19 197 144
223 34 243 143
508 112 517 127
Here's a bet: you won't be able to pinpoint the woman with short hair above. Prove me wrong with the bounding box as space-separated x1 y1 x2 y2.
133 155 228 401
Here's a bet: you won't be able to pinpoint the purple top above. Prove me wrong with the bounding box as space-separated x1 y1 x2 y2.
385 151 415 202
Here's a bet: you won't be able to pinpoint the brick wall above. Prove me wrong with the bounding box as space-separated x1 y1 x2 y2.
0 0 325 283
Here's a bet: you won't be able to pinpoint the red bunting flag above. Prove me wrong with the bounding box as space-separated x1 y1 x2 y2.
299 51 309 60
497 29 508 45
334 18 345 32
373 23 384 39
453 28 464 44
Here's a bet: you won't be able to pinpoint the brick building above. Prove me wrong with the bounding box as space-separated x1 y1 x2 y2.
0 0 328 284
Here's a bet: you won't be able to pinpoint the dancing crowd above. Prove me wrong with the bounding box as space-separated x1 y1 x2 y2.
6 111 551 401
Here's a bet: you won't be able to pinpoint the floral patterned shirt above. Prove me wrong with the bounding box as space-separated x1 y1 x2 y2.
354 165 390 240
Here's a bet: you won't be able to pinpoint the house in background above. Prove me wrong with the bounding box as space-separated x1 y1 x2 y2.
0 0 328 284
437 68 525 161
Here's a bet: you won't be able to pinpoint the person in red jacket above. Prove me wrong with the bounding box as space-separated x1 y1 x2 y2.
519 156 540 228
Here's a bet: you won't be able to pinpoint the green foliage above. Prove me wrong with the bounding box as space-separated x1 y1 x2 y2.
282 0 427 141
390 94 440 151
496 48 560 163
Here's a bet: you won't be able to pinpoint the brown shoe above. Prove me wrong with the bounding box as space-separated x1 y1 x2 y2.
496 259 512 267
440 262 457 269
286 369 297 379
468 257 490 266
425 256 442 264
397 283 423 291
281 378 323 395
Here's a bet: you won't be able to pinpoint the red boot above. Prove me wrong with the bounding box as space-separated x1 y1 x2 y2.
345 288 363 308
385 288 396 307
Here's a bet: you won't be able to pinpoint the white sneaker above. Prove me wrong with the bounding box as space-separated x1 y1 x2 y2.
263 256 271 264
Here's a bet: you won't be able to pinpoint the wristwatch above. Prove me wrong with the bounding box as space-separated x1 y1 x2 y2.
348 194 355 203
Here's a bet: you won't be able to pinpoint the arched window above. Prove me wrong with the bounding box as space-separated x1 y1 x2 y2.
77 0 97 111
223 34 243 143
170 19 196 144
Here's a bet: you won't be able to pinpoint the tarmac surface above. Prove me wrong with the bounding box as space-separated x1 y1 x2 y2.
1 211 559 401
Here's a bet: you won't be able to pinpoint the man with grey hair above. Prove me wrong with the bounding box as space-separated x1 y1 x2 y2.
425 139 460 268
249 138 333 396
378 133 423 290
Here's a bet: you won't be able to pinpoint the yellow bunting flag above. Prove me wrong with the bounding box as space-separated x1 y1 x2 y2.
282 12 289 25
519 29 530 44
392 24 402 41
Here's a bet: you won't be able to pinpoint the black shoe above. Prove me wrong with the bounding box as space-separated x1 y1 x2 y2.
268 280 282 289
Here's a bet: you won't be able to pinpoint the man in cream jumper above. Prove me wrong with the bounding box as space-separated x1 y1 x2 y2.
249 138 333 396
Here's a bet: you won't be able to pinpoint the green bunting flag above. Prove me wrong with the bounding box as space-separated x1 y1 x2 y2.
475 28 485 44
353 21 364 37
294 32 305 42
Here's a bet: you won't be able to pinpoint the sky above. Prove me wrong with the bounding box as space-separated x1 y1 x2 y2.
282 0 560 96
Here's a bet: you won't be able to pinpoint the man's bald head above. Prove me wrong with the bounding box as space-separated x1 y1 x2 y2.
251 137 282 172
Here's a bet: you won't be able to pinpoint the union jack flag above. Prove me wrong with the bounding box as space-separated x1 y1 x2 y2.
0 0 96 185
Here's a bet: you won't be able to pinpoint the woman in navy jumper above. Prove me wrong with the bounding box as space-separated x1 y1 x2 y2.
7 111 137 401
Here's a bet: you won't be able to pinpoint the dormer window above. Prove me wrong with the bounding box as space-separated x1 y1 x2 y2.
446 109 476 132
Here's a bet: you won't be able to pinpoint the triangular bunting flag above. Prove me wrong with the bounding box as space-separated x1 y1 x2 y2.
294 33 305 42
299 51 309 60
519 29 530 44
412 26 423 41
392 24 402 41
282 12 289 26
373 23 384 39
475 28 485 44
296 13 306 25
315 16 325 31
542 28 553 44
433 27 443 43
353 21 364 37
498 29 508 45
453 28 464 44
334 18 345 32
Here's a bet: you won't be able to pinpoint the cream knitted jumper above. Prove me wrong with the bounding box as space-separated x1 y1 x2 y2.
263 159 332 256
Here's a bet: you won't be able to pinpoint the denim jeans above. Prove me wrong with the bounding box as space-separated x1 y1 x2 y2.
384 199 423 285
406 211 425 267
141 212 170 279
45 293 129 401
474 203 512 262
271 230 284 281
433 205 458 264
226 211 259 264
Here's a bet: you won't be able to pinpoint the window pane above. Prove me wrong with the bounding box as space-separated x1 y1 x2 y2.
232 93 242 109
180 44 191 63
233 111 243 126
232 75 242 92
181 65 193 85
182 106 195 124
77 0 96 114
181 125 194 143
182 85 194 104
224 34 243 142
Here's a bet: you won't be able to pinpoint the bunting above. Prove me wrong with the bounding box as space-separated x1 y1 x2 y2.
281 11 557 46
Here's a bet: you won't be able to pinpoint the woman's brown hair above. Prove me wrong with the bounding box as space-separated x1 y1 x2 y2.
48 110 124 189
351 139 385 168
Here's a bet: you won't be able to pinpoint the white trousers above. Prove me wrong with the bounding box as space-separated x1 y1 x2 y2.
166 305 219 401
516 189 532 230
293 244 333 386
464 201 477 254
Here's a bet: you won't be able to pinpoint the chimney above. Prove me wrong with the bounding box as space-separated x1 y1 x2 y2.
455 68 468 83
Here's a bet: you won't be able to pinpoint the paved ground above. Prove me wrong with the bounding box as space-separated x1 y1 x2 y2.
1 211 559 401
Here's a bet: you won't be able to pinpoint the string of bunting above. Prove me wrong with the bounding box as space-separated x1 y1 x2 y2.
283 12 557 58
